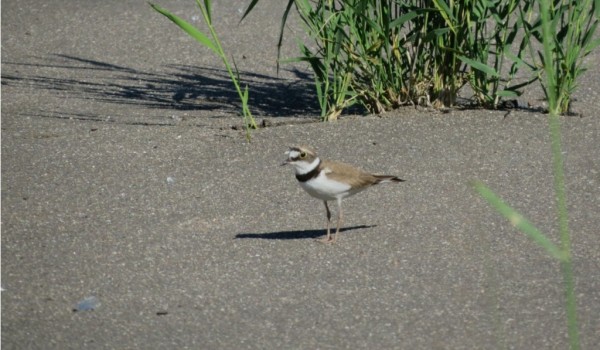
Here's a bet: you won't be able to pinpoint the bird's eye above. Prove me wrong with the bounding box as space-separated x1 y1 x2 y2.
300 152 306 158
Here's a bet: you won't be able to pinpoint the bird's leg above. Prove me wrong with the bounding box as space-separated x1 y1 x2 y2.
319 201 333 243
332 198 343 243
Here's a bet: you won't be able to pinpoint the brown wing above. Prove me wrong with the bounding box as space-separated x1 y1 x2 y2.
321 160 380 189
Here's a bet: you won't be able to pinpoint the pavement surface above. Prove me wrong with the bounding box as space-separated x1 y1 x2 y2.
2 1 600 349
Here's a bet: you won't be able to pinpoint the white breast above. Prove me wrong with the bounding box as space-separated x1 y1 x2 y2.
299 171 352 201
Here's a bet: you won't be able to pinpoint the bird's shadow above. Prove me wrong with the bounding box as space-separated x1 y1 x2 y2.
235 225 376 240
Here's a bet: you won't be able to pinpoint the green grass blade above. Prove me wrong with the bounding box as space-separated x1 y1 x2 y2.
472 182 566 261
150 3 219 54
431 0 457 33
202 0 212 24
390 12 418 28
548 109 580 349
275 0 296 73
495 89 519 98
585 36 600 54
458 55 500 77
505 51 537 71
242 84 249 104
240 0 260 22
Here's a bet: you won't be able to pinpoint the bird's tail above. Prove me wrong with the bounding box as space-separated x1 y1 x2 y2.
373 175 406 184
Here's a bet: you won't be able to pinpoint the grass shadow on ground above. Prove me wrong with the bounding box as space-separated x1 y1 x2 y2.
1 54 319 119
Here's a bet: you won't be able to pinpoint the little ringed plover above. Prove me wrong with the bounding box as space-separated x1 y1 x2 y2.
282 146 405 243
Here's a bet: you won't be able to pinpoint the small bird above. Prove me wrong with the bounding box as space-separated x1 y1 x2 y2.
282 146 405 243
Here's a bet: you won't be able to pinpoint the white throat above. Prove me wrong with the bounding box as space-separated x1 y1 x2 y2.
294 157 320 175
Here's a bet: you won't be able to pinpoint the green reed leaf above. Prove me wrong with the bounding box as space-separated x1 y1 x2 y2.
473 182 567 261
150 3 218 55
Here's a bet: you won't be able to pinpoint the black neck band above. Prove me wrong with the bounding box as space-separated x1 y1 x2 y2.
295 160 321 182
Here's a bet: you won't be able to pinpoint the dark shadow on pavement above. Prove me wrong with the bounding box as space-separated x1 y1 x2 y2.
1 54 319 117
235 225 376 240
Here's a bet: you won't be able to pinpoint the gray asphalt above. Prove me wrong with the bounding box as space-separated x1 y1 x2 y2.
2 1 600 349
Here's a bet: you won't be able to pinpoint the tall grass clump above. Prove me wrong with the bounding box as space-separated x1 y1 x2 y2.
249 0 420 120
151 1 257 140
244 0 598 118
432 0 536 108
519 0 599 115
243 0 539 118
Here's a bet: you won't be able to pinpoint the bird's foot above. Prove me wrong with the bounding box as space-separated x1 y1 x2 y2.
316 234 337 244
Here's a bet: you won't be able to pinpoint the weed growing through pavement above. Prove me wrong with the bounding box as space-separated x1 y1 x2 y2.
151 0 257 140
